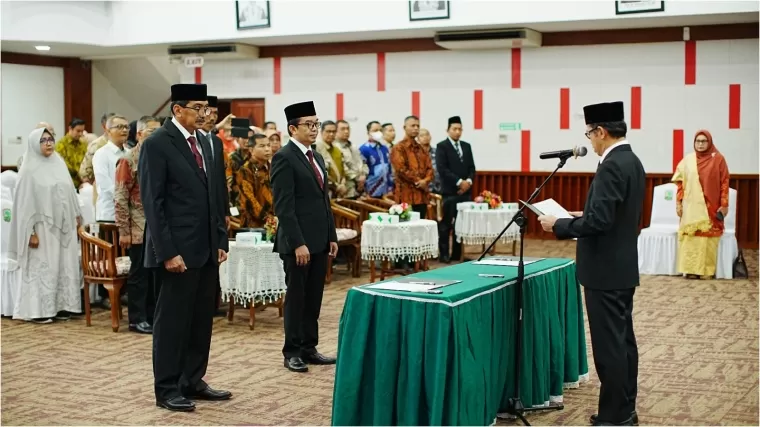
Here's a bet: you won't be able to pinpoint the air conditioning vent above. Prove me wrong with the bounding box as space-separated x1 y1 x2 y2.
167 43 259 61
434 28 542 50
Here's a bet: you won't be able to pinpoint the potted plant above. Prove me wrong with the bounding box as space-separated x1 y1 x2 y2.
389 202 412 222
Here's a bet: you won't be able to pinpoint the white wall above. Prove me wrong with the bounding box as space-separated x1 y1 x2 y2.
1 64 65 167
91 56 180 126
2 0 757 47
181 39 759 174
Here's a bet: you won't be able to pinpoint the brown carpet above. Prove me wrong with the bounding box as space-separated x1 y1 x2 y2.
2 240 758 426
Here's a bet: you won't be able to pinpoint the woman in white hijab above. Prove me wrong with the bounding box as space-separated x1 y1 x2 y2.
7 128 82 323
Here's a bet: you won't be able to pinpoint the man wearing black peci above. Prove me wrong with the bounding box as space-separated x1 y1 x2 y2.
538 101 645 426
139 84 231 412
270 101 338 373
435 116 476 263
198 95 230 316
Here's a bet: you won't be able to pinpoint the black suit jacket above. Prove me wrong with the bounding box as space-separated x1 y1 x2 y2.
270 140 337 255
436 138 476 197
207 132 229 222
139 120 228 269
553 144 646 290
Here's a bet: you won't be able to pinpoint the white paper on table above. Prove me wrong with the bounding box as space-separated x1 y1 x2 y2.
532 199 573 219
365 281 437 293
473 259 541 267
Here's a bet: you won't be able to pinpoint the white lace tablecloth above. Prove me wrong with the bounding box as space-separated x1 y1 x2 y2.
455 202 521 245
219 241 286 305
361 219 439 262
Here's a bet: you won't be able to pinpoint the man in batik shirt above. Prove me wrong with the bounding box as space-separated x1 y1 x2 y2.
235 134 274 228
225 122 253 211
114 115 160 334
55 118 88 188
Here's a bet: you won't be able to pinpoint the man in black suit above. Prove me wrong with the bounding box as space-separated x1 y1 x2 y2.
435 116 476 263
139 84 231 412
270 101 338 373
199 95 230 316
538 101 645 426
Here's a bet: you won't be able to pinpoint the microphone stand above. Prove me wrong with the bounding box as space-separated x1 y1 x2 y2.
479 154 571 426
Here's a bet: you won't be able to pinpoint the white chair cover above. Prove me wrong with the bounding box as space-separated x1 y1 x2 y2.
1 199 17 316
1 187 11 202
638 183 679 275
0 170 18 200
715 188 738 279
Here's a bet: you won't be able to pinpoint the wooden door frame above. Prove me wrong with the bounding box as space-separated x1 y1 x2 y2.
227 98 266 128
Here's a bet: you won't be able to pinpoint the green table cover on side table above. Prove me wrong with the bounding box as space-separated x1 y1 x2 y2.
331 258 588 426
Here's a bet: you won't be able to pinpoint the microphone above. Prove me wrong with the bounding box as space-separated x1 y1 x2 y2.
539 146 588 160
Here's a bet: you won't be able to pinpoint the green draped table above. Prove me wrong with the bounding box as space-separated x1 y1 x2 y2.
331 258 589 426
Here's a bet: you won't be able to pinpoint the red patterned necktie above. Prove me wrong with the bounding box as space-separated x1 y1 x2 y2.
306 150 324 189
187 136 204 171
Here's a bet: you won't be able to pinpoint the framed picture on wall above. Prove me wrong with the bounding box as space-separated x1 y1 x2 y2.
409 1 450 21
236 1 270 29
615 0 664 15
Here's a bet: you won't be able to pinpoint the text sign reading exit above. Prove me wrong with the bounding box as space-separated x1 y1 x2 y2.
499 122 522 131
184 56 204 68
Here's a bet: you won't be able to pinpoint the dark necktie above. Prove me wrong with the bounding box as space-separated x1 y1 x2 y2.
306 150 324 189
206 134 214 161
454 141 463 160
188 136 204 172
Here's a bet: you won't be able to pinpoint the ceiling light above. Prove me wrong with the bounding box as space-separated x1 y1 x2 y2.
35 45 51 51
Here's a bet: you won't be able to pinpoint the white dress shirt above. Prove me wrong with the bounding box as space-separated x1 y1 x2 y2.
290 137 325 183
599 139 629 164
197 129 214 161
93 141 129 221
172 117 205 172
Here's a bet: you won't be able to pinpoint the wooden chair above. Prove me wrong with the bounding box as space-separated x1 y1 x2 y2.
227 296 283 331
327 203 362 283
334 198 385 221
429 193 443 221
361 197 395 209
78 224 129 332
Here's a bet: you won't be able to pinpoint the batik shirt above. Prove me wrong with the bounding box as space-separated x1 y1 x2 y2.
225 148 251 210
114 142 145 244
390 137 434 205
359 140 393 197
55 135 88 188
235 159 274 228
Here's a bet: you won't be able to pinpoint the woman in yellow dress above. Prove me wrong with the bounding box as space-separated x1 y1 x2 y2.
672 129 730 279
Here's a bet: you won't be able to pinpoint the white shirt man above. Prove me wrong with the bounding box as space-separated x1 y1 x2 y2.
93 141 129 221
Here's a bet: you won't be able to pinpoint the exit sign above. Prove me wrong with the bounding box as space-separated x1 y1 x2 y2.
499 122 522 131
184 56 204 68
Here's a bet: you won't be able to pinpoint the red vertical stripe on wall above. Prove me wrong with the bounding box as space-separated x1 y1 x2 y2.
336 93 344 121
511 48 521 89
631 86 642 129
672 129 684 171
559 88 570 130
521 130 531 172
194 67 202 84
684 41 696 85
377 53 386 92
411 91 420 118
474 90 483 130
729 84 741 129
273 57 282 94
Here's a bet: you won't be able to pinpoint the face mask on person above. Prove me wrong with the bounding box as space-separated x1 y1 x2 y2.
371 131 383 142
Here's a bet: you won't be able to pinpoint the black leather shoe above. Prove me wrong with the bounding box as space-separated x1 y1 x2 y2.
590 411 638 426
302 352 336 365
129 321 153 334
284 357 308 372
439 255 451 264
156 396 195 412
186 385 232 401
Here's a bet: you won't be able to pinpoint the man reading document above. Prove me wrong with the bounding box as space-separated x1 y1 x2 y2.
537 101 645 426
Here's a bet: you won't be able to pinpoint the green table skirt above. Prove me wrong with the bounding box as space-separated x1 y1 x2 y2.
331 259 588 426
